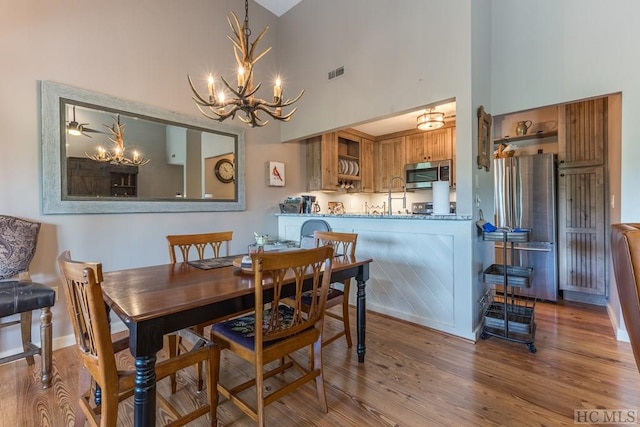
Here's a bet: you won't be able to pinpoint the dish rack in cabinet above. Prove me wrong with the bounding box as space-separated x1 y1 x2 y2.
337 133 360 180
481 229 537 353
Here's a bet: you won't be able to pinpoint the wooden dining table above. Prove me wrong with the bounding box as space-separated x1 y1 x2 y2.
101 254 372 427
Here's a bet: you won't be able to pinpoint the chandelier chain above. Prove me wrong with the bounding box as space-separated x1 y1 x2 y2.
244 0 251 39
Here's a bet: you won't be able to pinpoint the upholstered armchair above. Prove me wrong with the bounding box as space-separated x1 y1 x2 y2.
0 215 55 389
610 223 640 373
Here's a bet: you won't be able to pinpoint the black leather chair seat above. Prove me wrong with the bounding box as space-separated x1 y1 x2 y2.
0 280 55 317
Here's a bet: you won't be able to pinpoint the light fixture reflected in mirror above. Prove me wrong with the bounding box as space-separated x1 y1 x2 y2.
67 105 102 137
67 123 81 136
417 108 445 131
86 115 150 166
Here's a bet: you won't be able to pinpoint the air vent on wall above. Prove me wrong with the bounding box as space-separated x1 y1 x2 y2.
328 66 345 80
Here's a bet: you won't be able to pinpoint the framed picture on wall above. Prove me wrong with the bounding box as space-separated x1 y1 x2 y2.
477 105 492 171
267 161 286 186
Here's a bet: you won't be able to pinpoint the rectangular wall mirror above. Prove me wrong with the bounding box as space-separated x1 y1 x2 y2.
41 81 246 214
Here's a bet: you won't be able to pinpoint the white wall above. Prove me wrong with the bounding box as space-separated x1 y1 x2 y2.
0 0 307 352
491 0 638 338
471 0 495 330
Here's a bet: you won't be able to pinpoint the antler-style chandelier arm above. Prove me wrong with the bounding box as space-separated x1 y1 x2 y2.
227 13 272 69
187 0 304 127
85 115 150 166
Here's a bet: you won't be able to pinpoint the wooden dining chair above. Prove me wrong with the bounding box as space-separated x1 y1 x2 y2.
57 251 217 427
166 231 232 391
284 230 357 350
310 231 357 348
210 245 334 426
166 231 233 264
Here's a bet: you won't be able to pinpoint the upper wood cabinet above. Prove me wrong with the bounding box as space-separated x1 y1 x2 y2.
359 137 375 193
376 136 406 192
306 129 374 193
337 131 362 187
558 98 607 168
451 126 456 187
405 127 453 164
306 132 338 191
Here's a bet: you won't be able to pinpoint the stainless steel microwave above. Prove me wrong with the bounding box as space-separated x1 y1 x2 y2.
404 159 452 189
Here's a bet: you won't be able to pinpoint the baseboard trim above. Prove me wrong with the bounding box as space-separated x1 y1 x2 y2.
562 290 607 306
605 301 630 342
0 318 128 361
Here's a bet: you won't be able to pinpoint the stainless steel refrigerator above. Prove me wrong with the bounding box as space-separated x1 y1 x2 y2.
494 153 558 301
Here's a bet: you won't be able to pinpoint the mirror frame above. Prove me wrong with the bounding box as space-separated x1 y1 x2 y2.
41 81 246 214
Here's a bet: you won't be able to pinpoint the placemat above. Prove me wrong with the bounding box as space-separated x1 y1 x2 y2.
188 255 237 270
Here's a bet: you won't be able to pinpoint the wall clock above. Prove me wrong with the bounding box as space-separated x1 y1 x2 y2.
214 158 234 183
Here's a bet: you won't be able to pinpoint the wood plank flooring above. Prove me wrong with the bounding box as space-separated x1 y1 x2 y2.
0 300 638 426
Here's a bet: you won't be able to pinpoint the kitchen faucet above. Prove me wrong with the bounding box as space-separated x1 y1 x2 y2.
387 175 406 215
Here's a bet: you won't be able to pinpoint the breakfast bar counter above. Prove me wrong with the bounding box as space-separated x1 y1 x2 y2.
277 212 472 221
277 213 476 340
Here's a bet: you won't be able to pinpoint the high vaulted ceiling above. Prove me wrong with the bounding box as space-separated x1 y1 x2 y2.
252 0 456 136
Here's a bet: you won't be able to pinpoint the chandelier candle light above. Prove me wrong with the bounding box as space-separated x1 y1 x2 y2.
188 0 303 128
86 115 150 166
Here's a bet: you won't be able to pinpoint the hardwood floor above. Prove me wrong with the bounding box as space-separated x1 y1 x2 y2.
0 300 638 426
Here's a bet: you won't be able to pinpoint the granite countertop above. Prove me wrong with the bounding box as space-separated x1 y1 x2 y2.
276 213 472 221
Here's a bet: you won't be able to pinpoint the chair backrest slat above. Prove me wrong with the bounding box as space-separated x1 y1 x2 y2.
252 246 334 343
166 231 233 263
314 231 357 259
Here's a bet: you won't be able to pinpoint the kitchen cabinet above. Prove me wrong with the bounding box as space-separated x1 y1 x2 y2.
337 131 362 189
67 157 138 197
376 136 405 192
451 126 457 187
558 98 606 168
405 127 453 164
306 129 375 193
558 166 606 298
306 132 338 191
359 137 375 193
556 97 608 304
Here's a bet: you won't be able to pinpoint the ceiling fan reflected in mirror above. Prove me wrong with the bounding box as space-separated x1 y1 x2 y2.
66 105 104 138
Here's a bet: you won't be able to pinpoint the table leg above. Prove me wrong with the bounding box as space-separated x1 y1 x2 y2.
40 307 52 389
356 277 366 363
355 262 370 363
134 355 157 426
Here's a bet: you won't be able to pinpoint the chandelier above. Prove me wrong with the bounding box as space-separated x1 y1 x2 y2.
188 0 303 128
417 108 445 131
86 115 150 166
